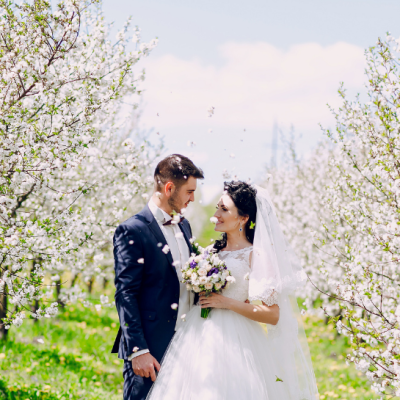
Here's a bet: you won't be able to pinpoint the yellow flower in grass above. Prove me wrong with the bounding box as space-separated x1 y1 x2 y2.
42 385 51 392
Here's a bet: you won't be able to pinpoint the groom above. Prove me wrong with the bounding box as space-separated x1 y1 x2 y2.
111 154 204 399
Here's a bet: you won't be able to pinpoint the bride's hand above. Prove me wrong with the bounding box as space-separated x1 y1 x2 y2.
199 292 232 310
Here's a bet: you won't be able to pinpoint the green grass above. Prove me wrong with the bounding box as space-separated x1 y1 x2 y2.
304 316 378 399
0 302 124 400
0 303 379 400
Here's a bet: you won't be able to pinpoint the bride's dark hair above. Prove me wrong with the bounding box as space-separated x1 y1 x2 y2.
213 181 257 253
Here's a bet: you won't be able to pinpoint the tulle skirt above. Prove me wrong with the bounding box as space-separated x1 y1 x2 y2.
146 305 293 400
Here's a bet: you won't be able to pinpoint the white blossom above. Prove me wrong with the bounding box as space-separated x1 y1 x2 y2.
269 33 400 395
0 0 158 329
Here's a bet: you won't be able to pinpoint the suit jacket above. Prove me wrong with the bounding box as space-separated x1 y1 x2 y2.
111 204 193 363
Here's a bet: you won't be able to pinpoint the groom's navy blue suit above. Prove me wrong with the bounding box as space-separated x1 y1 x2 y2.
111 204 193 400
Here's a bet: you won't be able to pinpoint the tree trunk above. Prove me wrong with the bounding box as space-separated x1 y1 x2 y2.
31 259 42 323
55 280 65 309
0 288 8 341
87 277 95 294
32 298 40 324
70 274 78 288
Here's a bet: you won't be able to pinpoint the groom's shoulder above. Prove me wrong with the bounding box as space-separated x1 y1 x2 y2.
115 207 150 236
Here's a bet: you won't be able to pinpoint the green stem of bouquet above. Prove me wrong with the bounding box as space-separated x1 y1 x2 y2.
201 307 211 319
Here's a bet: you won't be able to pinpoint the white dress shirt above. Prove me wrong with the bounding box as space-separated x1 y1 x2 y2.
129 198 192 360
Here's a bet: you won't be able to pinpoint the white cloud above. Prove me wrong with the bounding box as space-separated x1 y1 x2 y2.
139 41 366 191
140 41 365 131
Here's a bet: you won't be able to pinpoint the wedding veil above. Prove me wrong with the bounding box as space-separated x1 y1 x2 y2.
250 185 319 400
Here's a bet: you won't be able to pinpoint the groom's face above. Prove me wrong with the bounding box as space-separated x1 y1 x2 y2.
168 176 197 214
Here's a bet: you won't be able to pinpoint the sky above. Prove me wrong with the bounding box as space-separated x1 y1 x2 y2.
103 0 400 203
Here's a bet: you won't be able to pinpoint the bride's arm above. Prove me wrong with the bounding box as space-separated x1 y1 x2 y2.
199 251 280 325
199 293 279 325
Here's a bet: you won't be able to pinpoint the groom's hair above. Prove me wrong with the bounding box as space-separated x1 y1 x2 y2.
154 154 204 191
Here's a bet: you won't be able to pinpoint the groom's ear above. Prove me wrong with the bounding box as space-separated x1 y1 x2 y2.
165 181 174 197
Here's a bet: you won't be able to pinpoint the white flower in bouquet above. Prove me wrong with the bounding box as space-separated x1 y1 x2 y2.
181 247 235 318
185 270 192 279
191 272 198 280
198 268 207 276
198 260 207 268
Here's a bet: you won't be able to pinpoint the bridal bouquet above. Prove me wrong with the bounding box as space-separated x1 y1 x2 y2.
181 245 235 318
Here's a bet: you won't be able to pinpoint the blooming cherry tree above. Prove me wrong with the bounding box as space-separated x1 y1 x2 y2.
0 0 157 335
52 112 160 307
270 35 400 397
267 142 341 315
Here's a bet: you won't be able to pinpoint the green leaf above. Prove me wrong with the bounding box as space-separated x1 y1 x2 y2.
275 376 283 382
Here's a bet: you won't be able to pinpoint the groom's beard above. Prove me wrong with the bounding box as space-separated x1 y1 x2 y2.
168 189 183 214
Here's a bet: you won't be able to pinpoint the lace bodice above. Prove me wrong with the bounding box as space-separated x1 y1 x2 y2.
216 246 279 307
218 247 253 303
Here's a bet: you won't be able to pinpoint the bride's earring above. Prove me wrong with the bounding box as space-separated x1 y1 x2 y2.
239 223 243 233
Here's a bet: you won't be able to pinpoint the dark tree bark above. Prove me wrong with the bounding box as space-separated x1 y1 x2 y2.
0 269 8 341
87 277 95 294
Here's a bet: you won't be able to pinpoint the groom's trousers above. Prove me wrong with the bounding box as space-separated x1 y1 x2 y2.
123 360 153 400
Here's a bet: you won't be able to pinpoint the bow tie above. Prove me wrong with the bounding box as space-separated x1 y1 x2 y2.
163 216 185 226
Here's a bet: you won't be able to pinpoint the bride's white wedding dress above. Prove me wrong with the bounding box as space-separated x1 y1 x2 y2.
146 246 296 400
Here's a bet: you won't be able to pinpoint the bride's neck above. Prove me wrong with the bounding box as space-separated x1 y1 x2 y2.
224 231 250 251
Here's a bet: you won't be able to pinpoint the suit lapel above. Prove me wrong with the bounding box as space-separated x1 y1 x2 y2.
179 221 196 307
140 205 176 275
179 222 193 254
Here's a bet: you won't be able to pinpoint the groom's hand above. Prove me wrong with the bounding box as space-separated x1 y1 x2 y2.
132 353 161 382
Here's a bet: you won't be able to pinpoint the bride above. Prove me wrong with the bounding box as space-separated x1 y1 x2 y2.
147 181 319 400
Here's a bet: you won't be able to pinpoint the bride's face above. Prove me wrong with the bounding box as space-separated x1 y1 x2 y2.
213 194 246 233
